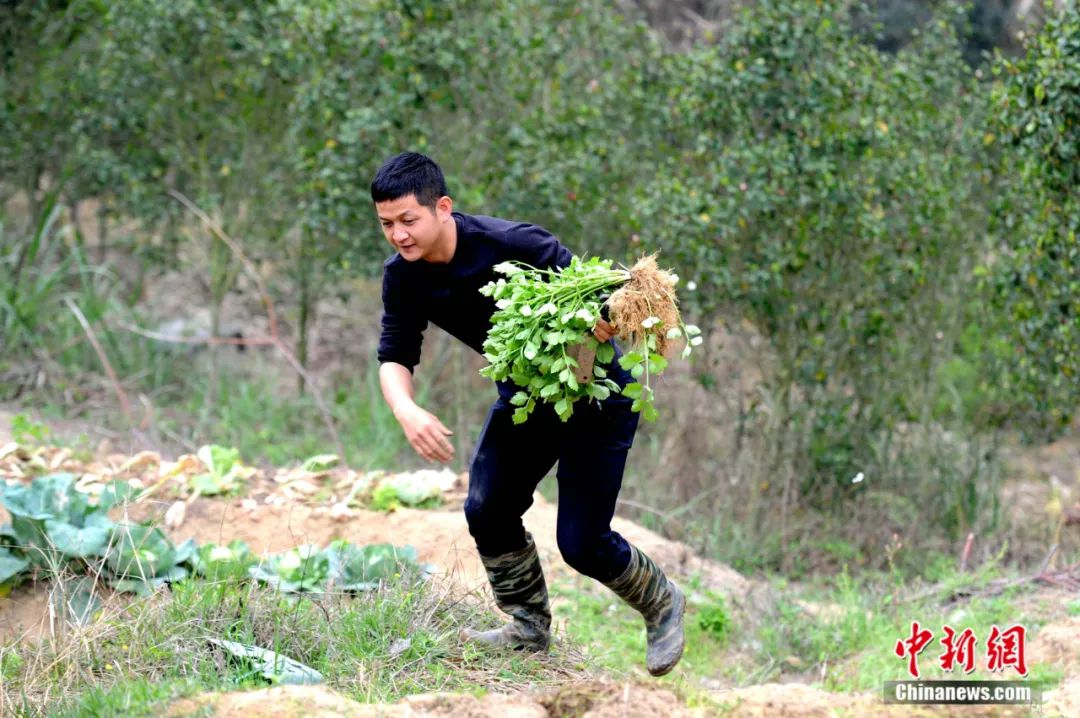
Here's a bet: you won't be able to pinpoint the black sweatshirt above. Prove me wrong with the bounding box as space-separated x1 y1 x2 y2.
377 212 573 392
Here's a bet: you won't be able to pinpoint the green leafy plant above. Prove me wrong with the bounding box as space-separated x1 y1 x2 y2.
369 483 403 512
0 474 200 596
0 475 430 600
366 471 450 512
479 256 700 423
10 413 50 444
105 524 196 596
188 445 253 496
248 544 330 594
381 474 442 508
192 540 258 582
989 2 1080 434
697 595 732 644
0 473 132 569
324 540 427 592
248 541 431 595
0 547 29 596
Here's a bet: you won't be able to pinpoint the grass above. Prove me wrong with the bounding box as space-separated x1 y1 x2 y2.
549 572 735 688
754 563 1068 694
8 358 423 472
50 678 212 718
0 573 596 717
153 359 420 471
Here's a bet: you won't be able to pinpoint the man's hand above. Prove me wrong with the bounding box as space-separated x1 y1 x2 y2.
394 403 455 463
593 318 615 343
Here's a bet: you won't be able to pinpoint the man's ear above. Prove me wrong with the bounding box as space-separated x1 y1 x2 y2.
436 195 453 221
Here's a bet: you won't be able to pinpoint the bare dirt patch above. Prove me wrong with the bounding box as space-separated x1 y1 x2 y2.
166 681 708 718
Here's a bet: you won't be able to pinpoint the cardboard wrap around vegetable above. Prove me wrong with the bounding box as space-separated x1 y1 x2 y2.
479 254 702 424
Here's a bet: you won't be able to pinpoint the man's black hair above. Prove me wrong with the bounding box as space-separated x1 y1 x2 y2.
370 152 449 209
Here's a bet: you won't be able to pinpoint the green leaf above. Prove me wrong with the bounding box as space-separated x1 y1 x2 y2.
544 331 564 345
586 384 611 401
0 549 28 584
208 639 324 685
59 576 101 625
106 524 181 581
249 545 329 593
189 472 235 496
325 540 426 591
510 391 529 406
381 473 445 506
97 481 136 512
194 540 257 581
0 474 82 521
109 578 160 597
618 351 644 370
197 445 240 478
540 382 561 398
301 454 339 472
44 520 110 559
596 343 615 364
622 382 643 399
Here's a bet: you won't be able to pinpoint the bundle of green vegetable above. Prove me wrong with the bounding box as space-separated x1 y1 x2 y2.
479 254 701 424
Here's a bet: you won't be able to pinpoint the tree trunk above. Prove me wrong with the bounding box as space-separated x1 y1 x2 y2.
69 199 83 244
96 202 108 265
296 230 315 396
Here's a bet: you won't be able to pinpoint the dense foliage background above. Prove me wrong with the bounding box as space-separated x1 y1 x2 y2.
2 0 1077 575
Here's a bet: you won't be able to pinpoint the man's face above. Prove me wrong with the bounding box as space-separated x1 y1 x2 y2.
376 193 450 262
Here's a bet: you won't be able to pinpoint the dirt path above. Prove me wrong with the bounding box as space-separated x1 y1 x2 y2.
166 677 1078 717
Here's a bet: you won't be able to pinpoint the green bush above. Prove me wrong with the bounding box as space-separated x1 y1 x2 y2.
989 2 1080 437
632 0 998 513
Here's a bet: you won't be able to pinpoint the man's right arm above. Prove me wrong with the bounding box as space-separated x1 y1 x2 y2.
379 361 454 463
377 268 453 463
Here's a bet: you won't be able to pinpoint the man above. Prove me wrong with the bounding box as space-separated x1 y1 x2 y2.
372 151 685 676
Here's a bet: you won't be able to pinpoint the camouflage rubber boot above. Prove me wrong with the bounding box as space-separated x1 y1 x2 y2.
461 533 551 652
602 544 686 676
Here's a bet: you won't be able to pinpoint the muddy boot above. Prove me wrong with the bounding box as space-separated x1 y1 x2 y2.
461 533 551 652
602 544 686 676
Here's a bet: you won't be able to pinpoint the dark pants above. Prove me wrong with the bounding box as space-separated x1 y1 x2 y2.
465 363 640 583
